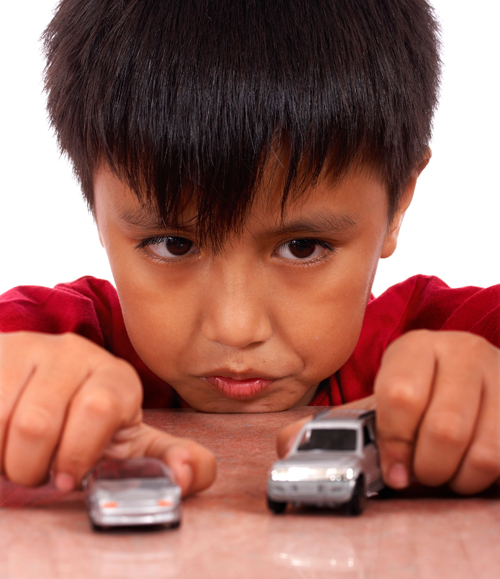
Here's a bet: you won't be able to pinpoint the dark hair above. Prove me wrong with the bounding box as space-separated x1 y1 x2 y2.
43 0 440 248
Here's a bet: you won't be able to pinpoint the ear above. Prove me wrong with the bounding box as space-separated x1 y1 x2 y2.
380 150 431 259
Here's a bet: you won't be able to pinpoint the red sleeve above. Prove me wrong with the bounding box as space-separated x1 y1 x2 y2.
0 277 182 408
311 275 500 406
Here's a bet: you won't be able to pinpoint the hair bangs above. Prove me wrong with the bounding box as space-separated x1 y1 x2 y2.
43 0 440 247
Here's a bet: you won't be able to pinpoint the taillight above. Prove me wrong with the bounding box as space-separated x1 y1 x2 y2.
100 500 119 509
157 499 173 507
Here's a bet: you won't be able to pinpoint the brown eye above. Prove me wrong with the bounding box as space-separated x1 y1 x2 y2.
287 239 317 259
139 235 199 261
165 237 193 256
275 238 334 263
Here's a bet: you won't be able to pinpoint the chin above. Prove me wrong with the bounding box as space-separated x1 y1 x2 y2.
187 395 296 414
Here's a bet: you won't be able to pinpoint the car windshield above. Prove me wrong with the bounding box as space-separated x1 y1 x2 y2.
97 459 169 480
297 428 357 452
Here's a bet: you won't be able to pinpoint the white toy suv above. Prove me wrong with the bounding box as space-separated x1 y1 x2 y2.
267 408 383 515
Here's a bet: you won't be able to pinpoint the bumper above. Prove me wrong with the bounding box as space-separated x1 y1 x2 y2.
89 506 181 528
267 479 355 506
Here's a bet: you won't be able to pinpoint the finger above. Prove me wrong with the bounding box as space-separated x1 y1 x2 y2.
450 344 500 494
54 358 143 491
0 333 38 477
374 331 436 489
143 425 216 496
4 340 95 486
277 417 311 458
413 337 483 487
104 423 217 496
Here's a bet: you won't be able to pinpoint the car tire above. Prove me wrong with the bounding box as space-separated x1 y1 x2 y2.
346 476 366 516
170 520 181 529
267 496 287 514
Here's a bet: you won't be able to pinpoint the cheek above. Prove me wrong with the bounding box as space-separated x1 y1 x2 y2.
112 262 200 379
287 252 377 377
293 291 366 375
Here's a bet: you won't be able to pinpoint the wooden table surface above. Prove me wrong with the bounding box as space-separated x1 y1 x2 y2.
1 408 500 579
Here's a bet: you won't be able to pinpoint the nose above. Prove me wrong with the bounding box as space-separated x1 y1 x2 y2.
201 263 273 348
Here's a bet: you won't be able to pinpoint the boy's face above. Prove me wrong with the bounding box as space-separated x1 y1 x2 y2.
94 163 412 412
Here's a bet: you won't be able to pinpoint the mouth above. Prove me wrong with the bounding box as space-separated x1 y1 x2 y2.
203 374 277 400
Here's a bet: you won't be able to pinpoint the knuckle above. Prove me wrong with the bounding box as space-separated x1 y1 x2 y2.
378 380 422 412
424 413 467 448
54 332 87 357
0 331 31 361
13 407 56 441
390 329 433 352
467 443 500 476
112 357 140 383
407 329 434 343
465 334 489 357
80 390 116 420
440 332 489 362
105 359 143 405
0 331 27 345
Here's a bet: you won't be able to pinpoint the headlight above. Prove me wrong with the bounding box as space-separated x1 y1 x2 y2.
325 468 354 482
271 467 310 481
271 467 355 482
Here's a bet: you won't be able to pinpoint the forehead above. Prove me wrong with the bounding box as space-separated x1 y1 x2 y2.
94 163 389 239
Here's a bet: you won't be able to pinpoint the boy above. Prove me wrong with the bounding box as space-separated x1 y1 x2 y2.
1 0 499 499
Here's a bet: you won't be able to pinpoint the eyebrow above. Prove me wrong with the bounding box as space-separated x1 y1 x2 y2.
119 206 197 232
119 206 359 237
264 211 359 237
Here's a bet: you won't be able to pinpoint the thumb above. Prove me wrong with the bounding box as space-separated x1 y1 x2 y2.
276 416 311 458
104 423 216 497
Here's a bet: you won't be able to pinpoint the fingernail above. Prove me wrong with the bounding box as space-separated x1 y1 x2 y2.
55 472 75 492
387 463 409 489
177 462 193 494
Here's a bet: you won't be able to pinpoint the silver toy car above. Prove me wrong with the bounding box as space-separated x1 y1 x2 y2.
267 409 383 515
83 457 181 530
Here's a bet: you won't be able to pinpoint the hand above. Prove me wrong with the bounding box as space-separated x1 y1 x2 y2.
0 332 215 496
277 330 500 495
374 330 500 494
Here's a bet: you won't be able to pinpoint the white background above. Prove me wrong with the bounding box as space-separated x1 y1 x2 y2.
0 0 499 296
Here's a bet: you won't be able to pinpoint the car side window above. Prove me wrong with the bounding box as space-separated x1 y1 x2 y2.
363 425 373 447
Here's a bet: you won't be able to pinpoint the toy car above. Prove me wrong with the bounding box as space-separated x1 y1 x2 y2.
267 408 383 515
82 457 181 530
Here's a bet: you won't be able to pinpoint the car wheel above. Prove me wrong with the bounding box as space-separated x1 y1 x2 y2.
267 496 287 514
170 520 181 529
346 476 366 516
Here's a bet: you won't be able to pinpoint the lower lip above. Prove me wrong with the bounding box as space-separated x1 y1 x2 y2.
204 376 274 399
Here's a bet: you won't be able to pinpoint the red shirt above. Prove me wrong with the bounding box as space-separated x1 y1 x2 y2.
1 275 499 408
